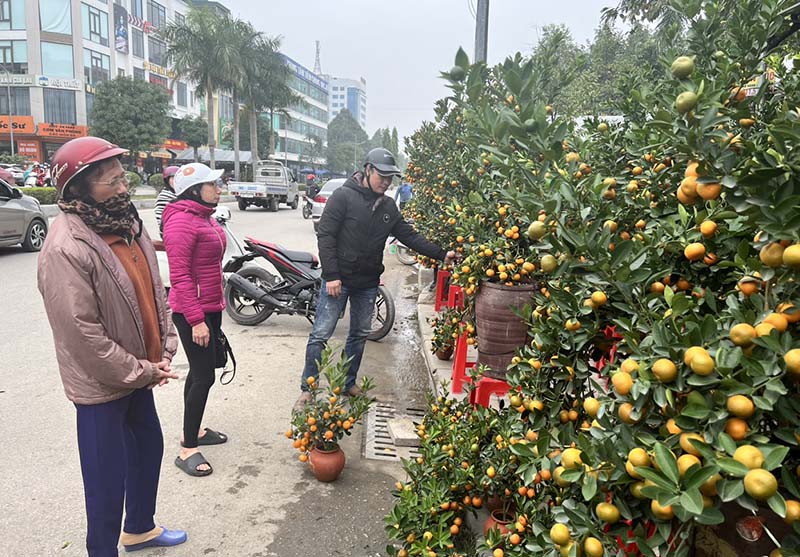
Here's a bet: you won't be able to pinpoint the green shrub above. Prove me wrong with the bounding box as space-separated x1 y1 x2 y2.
148 173 164 192
21 187 57 205
125 171 141 195
0 154 30 165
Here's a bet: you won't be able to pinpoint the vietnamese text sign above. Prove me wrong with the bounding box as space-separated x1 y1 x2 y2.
38 123 89 138
17 141 39 158
36 75 82 91
0 116 35 134
0 75 34 86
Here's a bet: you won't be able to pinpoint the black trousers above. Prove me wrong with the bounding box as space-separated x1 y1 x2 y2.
172 311 222 448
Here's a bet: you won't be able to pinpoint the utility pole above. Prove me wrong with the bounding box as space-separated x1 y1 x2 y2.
474 0 489 63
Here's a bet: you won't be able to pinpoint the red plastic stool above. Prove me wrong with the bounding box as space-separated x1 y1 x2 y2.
447 284 464 309
451 331 476 394
469 376 511 408
434 270 451 312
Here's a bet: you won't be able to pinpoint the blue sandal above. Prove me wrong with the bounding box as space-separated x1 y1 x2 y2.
123 527 187 552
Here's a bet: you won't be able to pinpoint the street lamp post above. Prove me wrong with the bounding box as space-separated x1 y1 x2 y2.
1 66 15 156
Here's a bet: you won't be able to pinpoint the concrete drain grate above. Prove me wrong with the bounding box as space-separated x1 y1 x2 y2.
364 401 426 462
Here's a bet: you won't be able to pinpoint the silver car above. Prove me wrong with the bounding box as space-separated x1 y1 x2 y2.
0 179 48 251
311 178 346 231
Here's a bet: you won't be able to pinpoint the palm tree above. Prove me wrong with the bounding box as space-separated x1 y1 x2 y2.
241 36 282 163
162 8 240 169
258 54 304 157
223 18 261 180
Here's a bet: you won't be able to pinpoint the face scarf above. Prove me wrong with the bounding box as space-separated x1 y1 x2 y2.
58 192 141 238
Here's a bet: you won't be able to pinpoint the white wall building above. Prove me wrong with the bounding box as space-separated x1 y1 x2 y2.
327 76 366 130
274 54 328 171
0 0 203 162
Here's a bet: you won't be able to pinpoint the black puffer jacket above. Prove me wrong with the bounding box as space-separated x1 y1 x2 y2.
317 173 447 289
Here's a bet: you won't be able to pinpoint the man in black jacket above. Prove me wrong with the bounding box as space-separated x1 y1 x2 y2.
294 148 454 411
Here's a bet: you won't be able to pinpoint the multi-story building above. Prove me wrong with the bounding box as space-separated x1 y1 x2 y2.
327 76 366 130
0 0 204 163
274 54 328 171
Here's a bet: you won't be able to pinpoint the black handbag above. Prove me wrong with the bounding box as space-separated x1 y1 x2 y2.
215 329 237 385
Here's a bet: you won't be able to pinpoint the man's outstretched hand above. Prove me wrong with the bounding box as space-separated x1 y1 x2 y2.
443 250 457 266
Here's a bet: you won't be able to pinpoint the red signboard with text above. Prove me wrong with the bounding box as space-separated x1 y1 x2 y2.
17 141 40 160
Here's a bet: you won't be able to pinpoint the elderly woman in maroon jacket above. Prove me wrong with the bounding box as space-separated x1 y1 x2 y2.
38 137 186 555
162 162 227 477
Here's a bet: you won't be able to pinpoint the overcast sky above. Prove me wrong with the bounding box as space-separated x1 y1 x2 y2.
223 0 616 143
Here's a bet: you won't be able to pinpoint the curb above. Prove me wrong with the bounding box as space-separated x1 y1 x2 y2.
40 194 237 218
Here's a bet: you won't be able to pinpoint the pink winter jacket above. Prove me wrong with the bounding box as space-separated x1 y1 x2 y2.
162 199 226 326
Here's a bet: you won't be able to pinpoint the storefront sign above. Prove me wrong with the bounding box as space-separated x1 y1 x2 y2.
163 138 188 150
143 61 176 79
36 75 82 91
0 74 34 86
38 123 89 139
17 140 40 159
114 4 129 54
0 116 35 134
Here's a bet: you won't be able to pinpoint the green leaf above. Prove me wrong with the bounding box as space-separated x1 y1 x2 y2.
718 478 744 502
681 404 710 420
454 47 469 69
695 507 725 525
717 457 749 478
582 472 598 501
763 445 790 471
653 444 680 486
768 492 787 518
636 467 678 491
679 488 704 515
717 433 737 456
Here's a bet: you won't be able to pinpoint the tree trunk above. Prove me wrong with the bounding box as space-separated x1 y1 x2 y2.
268 107 275 156
206 82 216 169
233 88 240 181
249 108 259 162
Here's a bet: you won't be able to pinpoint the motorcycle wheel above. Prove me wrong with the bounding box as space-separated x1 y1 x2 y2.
302 203 312 219
367 285 396 341
224 266 279 325
396 245 418 266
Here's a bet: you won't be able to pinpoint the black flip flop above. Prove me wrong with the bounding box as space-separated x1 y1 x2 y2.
175 452 213 477
181 428 228 448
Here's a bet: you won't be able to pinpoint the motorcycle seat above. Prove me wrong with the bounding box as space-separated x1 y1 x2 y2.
282 248 317 264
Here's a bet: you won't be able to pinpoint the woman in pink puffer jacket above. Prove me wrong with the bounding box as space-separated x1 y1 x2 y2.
162 162 227 477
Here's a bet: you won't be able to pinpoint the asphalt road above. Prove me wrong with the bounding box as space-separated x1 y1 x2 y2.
0 201 430 556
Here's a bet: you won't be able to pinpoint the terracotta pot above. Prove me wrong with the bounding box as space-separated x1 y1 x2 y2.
435 346 454 360
475 281 537 379
483 508 514 537
308 445 346 482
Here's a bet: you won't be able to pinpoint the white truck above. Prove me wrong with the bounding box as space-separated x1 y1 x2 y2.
229 159 300 212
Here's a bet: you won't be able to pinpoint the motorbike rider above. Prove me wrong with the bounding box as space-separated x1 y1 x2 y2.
294 148 455 411
154 165 179 235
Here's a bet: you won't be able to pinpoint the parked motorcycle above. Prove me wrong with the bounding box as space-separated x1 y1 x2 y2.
301 194 312 219
224 240 396 341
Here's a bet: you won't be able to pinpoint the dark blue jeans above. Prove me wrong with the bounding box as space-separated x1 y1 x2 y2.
301 283 378 391
75 388 163 557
